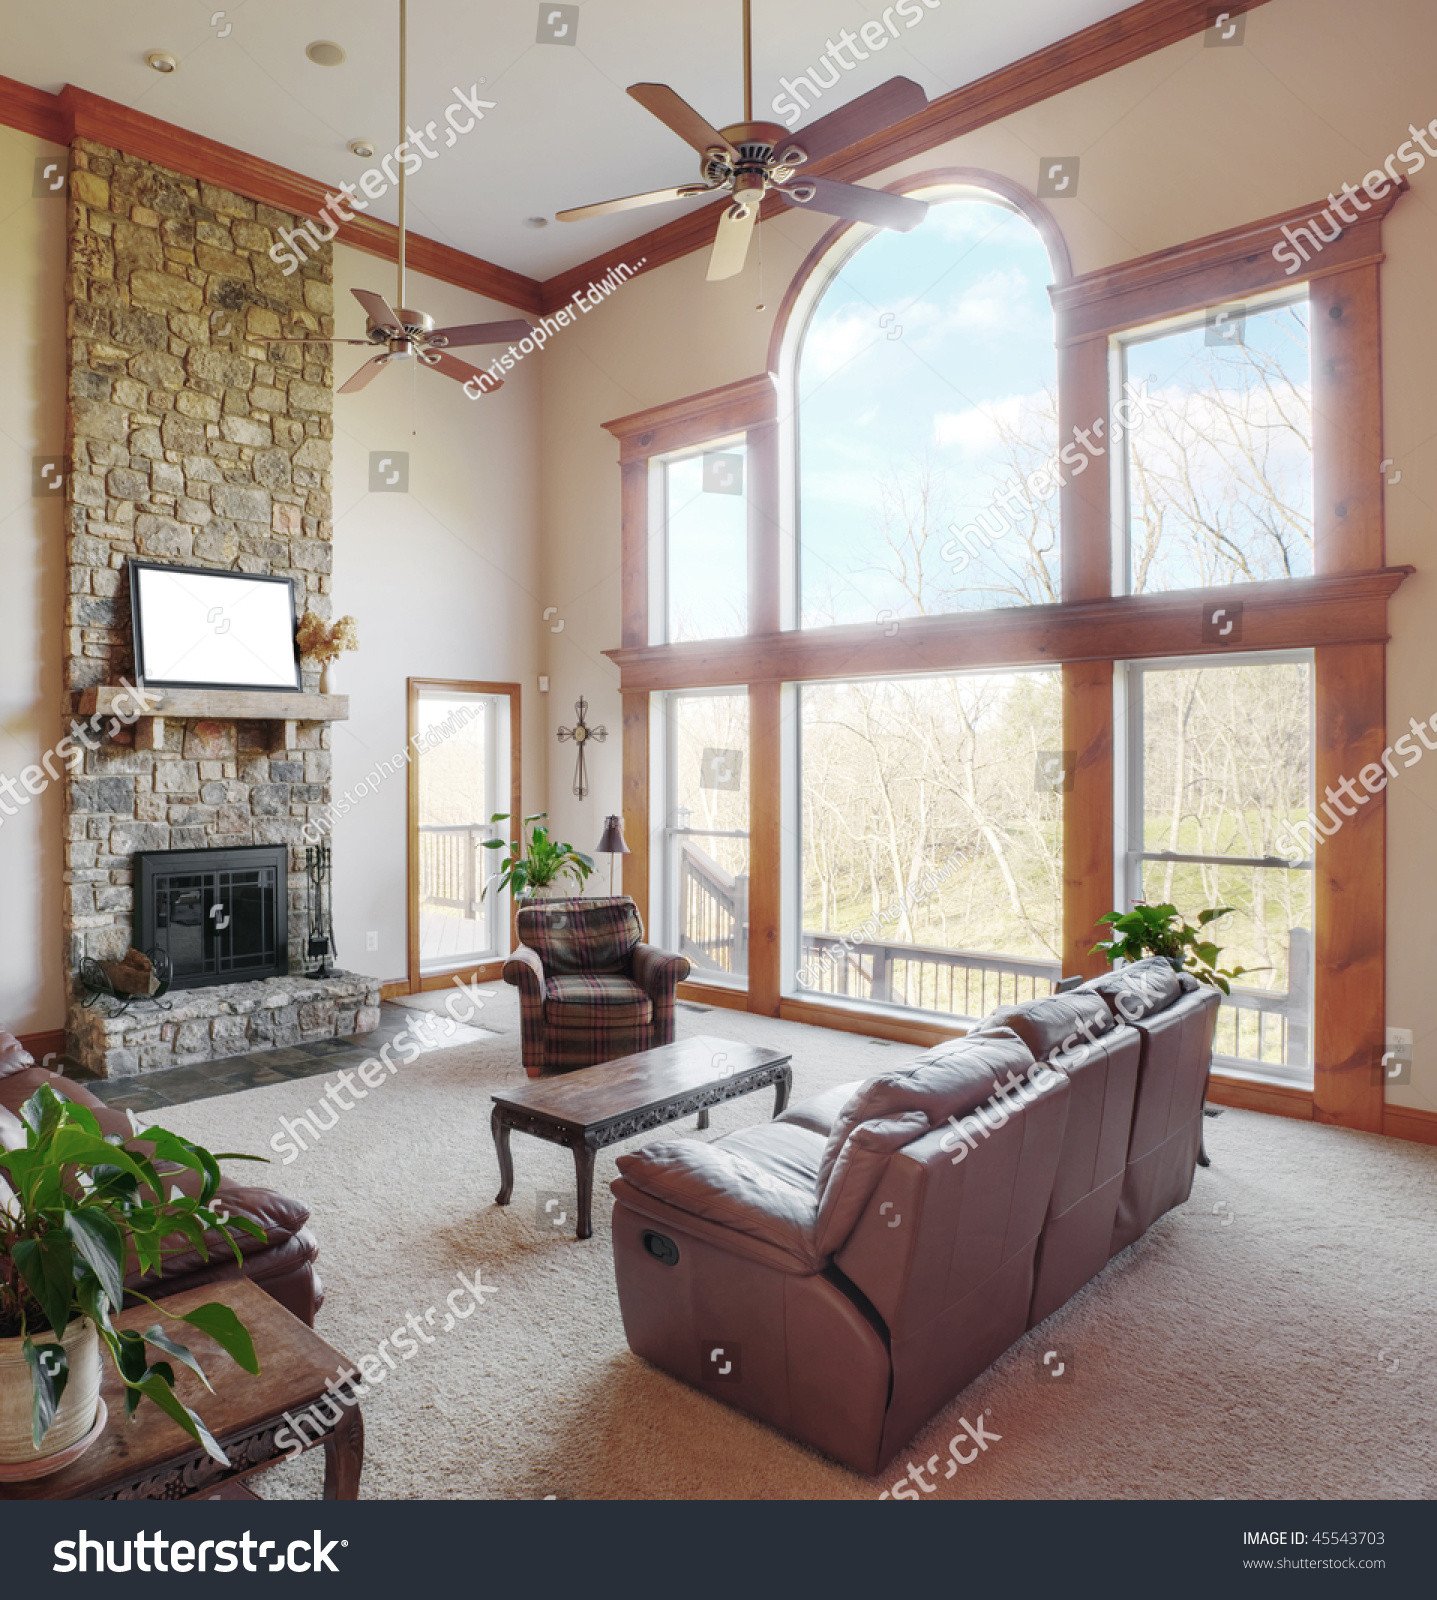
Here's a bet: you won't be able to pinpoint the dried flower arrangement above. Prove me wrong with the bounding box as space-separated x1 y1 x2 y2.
295 611 359 665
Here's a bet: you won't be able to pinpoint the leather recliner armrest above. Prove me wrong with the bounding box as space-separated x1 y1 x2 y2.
614 1139 823 1272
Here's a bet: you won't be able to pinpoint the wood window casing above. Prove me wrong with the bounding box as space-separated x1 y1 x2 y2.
603 178 1413 1130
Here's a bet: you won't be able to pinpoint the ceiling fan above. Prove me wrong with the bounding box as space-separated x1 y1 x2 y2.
556 0 931 280
273 0 533 395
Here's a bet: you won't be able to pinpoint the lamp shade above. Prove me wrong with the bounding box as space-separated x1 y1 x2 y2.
596 814 630 856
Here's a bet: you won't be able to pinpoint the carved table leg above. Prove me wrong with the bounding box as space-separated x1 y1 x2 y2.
773 1066 792 1117
696 1107 710 1130
573 1133 600 1241
322 1403 364 1500
492 1107 515 1206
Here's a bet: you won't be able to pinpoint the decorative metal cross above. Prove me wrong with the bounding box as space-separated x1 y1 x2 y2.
557 696 607 799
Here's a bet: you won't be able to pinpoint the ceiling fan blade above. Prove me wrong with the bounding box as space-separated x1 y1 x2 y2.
707 201 759 282
351 287 403 333
783 77 928 168
424 348 504 394
426 319 536 348
338 354 390 394
779 177 928 233
557 183 717 223
628 83 734 157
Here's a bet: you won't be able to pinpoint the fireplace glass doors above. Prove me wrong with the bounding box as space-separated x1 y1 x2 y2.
134 845 289 990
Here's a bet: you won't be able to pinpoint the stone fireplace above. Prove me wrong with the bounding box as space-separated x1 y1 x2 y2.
62 136 378 1076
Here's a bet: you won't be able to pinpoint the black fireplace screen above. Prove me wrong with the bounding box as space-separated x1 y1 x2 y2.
134 846 289 990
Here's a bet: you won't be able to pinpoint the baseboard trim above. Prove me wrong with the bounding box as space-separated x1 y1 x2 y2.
17 1028 66 1066
1206 1075 1313 1119
676 981 750 1013
778 996 964 1049
1383 1102 1437 1147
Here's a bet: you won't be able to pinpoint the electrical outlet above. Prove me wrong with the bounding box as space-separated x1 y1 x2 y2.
366 932 379 953
1385 1026 1413 1061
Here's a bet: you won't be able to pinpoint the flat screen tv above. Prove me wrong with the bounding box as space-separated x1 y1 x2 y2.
129 560 303 692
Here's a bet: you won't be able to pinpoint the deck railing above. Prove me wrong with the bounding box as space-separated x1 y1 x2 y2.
419 823 488 921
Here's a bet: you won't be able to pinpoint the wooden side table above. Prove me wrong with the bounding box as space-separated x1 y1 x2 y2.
0 1279 363 1501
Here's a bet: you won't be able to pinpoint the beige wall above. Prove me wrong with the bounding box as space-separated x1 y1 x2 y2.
537 0 1437 1113
0 124 67 1038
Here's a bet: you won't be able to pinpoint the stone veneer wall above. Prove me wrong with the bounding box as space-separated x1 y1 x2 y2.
62 137 376 1075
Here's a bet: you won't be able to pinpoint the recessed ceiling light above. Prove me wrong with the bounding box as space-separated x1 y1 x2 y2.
524 216 550 229
144 50 178 73
347 139 376 159
306 40 346 66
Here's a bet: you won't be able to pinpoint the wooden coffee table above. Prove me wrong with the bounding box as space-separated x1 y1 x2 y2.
0 1279 362 1501
491 1035 793 1240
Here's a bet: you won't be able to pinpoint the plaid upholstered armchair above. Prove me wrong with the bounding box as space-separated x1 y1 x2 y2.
502 896 691 1077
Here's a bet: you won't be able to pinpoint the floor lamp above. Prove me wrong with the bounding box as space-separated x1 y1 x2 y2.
596 814 631 894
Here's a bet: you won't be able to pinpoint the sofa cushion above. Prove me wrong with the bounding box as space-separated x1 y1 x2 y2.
980 991 1114 1061
776 1080 866 1136
544 972 652 1028
519 895 642 975
0 1101 25 1151
0 1032 35 1081
717 1120 826 1192
614 1138 822 1271
816 1028 1035 1192
814 1110 928 1257
1082 956 1184 1022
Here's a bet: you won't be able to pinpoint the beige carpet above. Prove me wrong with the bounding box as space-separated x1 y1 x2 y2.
161 987 1437 1500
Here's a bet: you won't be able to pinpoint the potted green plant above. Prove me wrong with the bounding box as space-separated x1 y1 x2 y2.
1091 901 1256 994
480 812 594 900
0 1084 262 1481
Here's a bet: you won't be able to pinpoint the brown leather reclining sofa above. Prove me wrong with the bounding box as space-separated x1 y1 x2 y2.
610 958 1219 1474
0 1032 323 1326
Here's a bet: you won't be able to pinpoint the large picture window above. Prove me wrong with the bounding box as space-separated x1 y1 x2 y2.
1121 654 1315 1086
794 667 1062 1020
794 192 1061 628
658 689 751 987
654 439 748 644
1119 294 1314 593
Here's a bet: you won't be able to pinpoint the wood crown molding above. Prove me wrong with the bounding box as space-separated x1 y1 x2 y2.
605 568 1414 693
603 372 777 462
0 81 542 314
537 0 1277 311
1053 181 1409 343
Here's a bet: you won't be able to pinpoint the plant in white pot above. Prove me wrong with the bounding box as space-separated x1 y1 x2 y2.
481 812 594 901
0 1084 262 1481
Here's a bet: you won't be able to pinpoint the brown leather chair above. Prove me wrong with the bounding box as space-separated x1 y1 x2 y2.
609 959 1220 1473
0 1032 323 1326
502 895 690 1077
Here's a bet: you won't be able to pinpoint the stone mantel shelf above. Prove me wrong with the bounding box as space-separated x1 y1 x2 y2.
77 686 348 753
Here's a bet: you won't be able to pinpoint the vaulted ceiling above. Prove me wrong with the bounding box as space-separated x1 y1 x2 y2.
1 0 1138 277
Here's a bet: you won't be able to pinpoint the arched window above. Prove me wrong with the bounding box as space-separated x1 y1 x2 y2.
789 183 1064 629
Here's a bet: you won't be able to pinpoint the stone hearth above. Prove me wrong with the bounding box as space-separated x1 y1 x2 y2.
70 972 382 1079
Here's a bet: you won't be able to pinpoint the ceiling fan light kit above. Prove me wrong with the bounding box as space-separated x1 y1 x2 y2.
558 0 932 280
275 1 535 399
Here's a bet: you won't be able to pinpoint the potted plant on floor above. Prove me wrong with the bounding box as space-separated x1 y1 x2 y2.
0 1084 263 1481
1091 901 1255 993
481 812 594 900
